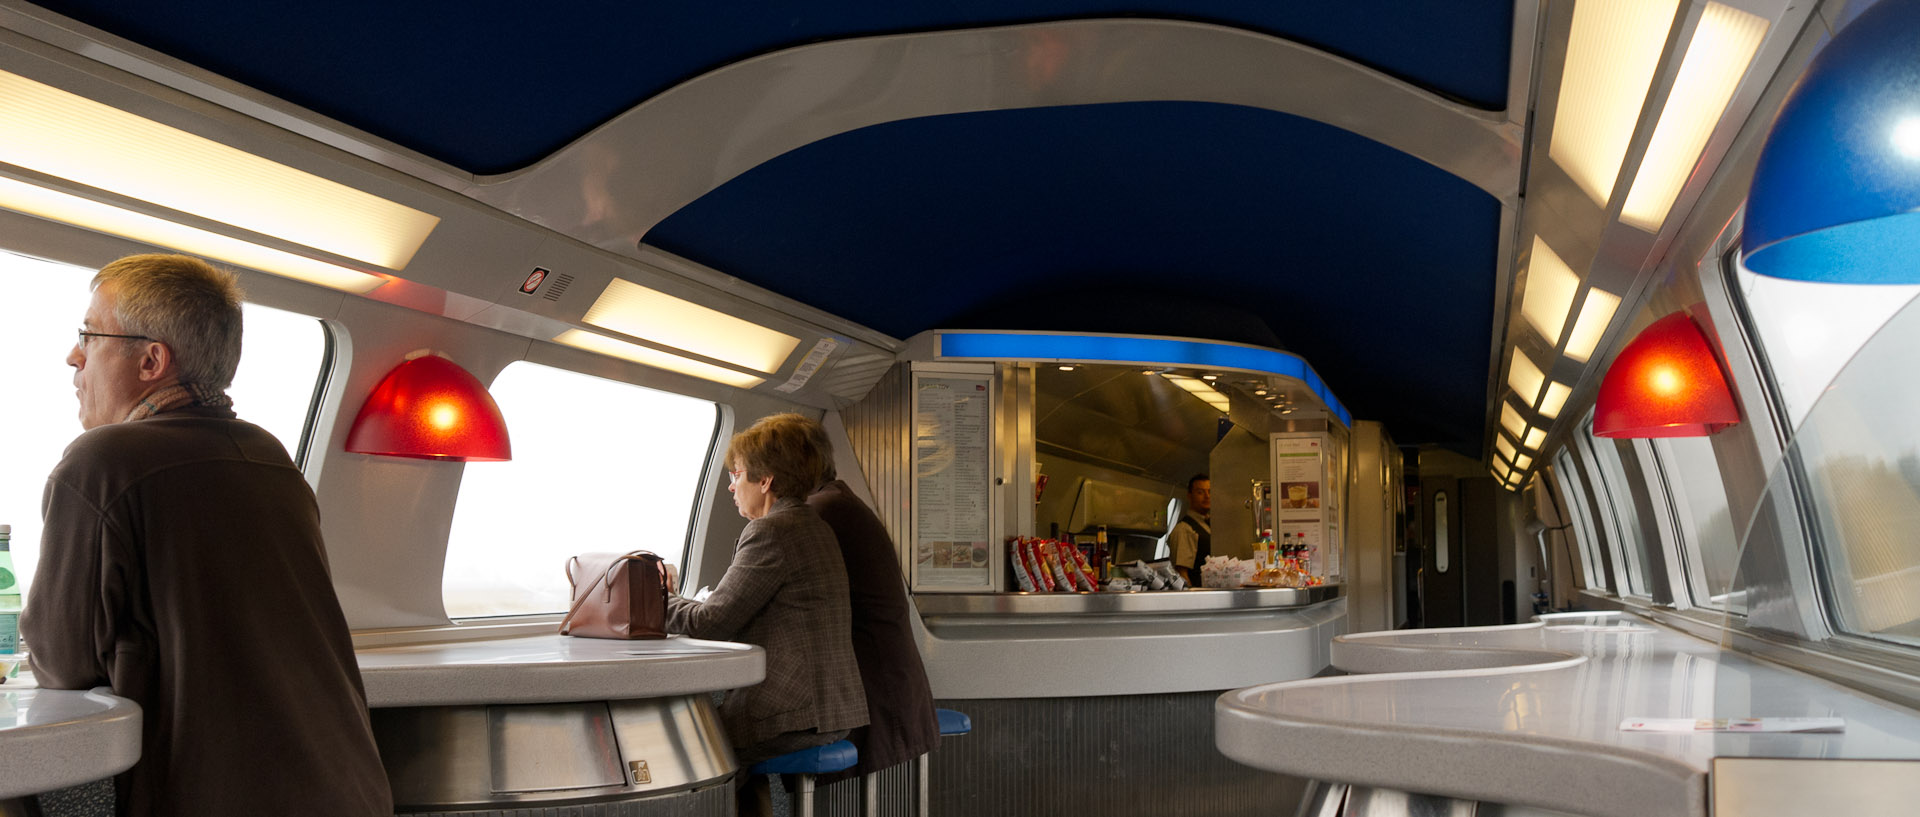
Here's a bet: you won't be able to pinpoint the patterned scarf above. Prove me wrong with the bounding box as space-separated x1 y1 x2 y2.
124 382 233 423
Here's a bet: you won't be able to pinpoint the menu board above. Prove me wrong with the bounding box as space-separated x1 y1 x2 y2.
1271 434 1326 574
912 373 995 591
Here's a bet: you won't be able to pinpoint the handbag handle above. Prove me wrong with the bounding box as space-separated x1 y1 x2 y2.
558 550 667 635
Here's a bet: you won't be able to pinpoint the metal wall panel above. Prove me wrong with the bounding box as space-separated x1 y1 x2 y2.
921 692 1312 817
844 362 914 568
399 780 730 816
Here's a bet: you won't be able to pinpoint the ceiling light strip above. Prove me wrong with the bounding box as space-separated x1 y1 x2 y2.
0 174 384 294
1539 381 1573 419
554 329 766 389
1508 348 1547 405
0 70 438 270
1549 0 1682 207
1520 237 1581 343
1564 288 1623 362
1621 3 1770 231
583 279 801 375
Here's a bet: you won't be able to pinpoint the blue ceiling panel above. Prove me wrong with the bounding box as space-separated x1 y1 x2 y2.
33 1 1512 173
646 102 1499 452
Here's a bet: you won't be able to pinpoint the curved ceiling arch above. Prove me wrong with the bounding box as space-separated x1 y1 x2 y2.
471 18 1523 260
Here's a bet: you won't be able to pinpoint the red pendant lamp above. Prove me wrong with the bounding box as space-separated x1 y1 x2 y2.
1593 312 1738 438
345 352 512 461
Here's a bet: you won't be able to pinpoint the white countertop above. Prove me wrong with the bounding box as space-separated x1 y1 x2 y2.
0 683 142 799
356 634 765 707
1215 613 1920 817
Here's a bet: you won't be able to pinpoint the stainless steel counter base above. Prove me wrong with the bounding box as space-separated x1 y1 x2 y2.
372 695 735 813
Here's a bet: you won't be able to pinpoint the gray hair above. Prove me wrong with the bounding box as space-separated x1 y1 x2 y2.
93 254 244 390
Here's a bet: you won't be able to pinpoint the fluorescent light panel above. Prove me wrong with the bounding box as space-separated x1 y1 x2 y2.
1621 3 1769 231
1514 453 1534 470
0 70 437 270
1565 288 1623 362
1524 428 1548 450
584 279 801 374
1164 374 1232 412
1508 347 1547 406
553 329 766 389
1496 434 1518 464
0 176 384 293
1549 0 1681 207
1539 381 1573 419
1521 237 1580 343
1500 401 1528 440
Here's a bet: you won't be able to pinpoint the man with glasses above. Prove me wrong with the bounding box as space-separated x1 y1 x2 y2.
21 254 391 817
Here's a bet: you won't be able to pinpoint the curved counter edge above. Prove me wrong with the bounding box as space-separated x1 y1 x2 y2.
0 686 142 799
357 635 766 708
1213 699 1704 817
918 596 1346 699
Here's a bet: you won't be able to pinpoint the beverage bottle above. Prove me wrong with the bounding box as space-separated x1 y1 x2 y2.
1094 526 1109 582
0 524 20 675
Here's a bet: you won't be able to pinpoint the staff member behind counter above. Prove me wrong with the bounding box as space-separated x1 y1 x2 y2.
1169 475 1212 586
665 415 867 811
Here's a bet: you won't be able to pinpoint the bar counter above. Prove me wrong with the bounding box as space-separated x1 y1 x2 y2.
0 683 141 800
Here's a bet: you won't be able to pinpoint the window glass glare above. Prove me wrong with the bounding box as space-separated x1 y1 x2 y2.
1578 421 1650 596
1752 293 1920 647
1733 257 1920 430
0 251 326 600
443 361 717 619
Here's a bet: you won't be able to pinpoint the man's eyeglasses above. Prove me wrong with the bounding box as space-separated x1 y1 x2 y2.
727 469 746 482
77 329 155 346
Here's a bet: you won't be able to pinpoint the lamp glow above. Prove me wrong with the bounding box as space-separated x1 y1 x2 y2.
584 279 800 374
1508 347 1547 406
0 70 437 270
0 175 385 294
1564 288 1622 362
1743 0 1920 283
1539 381 1573 419
554 329 766 389
1521 237 1580 343
1594 311 1739 437
345 354 511 461
1621 3 1769 232
1549 0 1682 207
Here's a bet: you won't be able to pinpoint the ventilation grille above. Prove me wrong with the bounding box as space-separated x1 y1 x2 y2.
542 272 575 302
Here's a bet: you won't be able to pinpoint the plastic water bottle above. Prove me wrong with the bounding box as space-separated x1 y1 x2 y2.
0 524 20 675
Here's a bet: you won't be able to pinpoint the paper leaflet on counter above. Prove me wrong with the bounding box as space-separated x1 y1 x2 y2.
1618 717 1844 733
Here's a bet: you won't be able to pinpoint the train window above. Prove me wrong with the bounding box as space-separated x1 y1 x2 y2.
1647 437 1742 613
1577 419 1652 597
1551 451 1607 590
442 361 718 619
1728 254 1920 432
0 250 328 598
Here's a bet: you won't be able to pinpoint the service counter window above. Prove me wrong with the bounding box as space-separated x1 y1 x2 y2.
0 250 328 600
442 361 718 619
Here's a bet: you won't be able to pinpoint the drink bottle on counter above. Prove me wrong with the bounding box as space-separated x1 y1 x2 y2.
0 524 21 676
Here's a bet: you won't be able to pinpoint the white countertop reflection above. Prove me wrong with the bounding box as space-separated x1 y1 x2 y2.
0 683 141 799
1215 613 1920 817
356 634 764 707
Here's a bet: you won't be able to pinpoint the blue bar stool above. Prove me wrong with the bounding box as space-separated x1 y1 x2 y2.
750 739 858 817
916 709 972 817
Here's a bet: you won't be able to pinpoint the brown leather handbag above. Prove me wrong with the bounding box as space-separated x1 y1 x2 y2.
558 551 670 639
